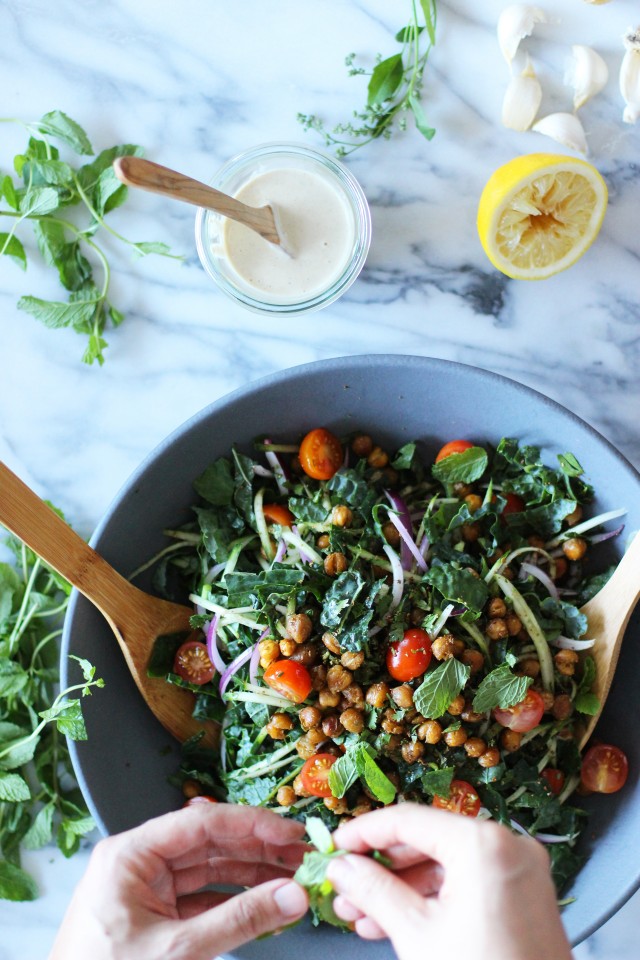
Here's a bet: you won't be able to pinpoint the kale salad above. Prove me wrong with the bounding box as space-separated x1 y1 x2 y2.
145 428 629 895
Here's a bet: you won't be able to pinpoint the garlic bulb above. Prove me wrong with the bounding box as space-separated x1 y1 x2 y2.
497 5 549 66
620 27 640 124
532 113 589 154
502 56 542 130
566 44 609 110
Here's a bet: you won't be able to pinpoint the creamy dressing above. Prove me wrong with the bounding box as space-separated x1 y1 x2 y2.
221 167 356 303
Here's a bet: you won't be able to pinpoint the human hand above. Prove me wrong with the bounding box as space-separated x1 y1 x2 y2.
326 803 572 960
49 802 309 960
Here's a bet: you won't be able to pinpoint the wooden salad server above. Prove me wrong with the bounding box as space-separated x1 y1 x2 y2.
113 155 283 246
0 461 217 749
578 530 640 749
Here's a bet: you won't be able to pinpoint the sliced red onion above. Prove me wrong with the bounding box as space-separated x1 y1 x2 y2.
291 524 313 564
249 634 265 686
219 645 255 697
418 534 430 563
253 464 274 478
383 543 404 610
519 561 560 600
589 523 625 544
385 491 419 571
510 819 530 837
534 832 575 844
430 603 454 638
264 439 288 495
273 538 287 564
204 561 227 584
551 635 595 651
206 614 227 674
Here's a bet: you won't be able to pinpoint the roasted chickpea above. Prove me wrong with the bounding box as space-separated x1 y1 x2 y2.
350 796 373 817
341 650 364 670
444 727 468 748
540 690 555 712
299 705 322 731
485 618 509 641
316 534 330 550
271 712 294 731
309 664 327 690
321 714 344 738
505 614 522 637
277 785 297 807
391 685 414 709
382 521 401 547
340 707 365 734
351 434 373 458
461 522 481 543
447 694 465 716
323 796 349 814
501 729 522 752
381 715 405 736
318 688 341 708
182 779 203 800
564 504 583 527
519 658 541 679
464 493 483 513
401 740 425 764
327 664 353 693
464 737 487 758
432 634 462 661
528 535 546 550
417 719 442 744
367 446 389 468
331 505 353 527
341 683 365 708
487 597 507 619
286 613 313 644
292 774 310 797
295 734 317 759
266 720 288 741
478 747 501 768
322 631 341 655
324 552 348 576
552 694 573 721
453 482 472 498
551 556 568 580
562 537 587 561
460 701 484 723
258 638 280 669
305 727 329 747
461 649 484 674
289 642 319 668
279 637 296 657
554 649 579 677
366 681 390 709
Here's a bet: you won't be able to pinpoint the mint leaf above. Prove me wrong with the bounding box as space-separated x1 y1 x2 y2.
409 93 436 140
432 446 488 484
359 749 396 804
22 802 55 849
0 233 27 269
17 296 97 330
2 174 19 209
413 658 471 719
0 771 31 802
37 111 93 155
472 664 532 713
328 748 360 799
19 185 60 217
0 860 39 901
421 765 455 798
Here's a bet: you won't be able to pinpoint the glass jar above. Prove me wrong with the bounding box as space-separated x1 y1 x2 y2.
194 142 371 316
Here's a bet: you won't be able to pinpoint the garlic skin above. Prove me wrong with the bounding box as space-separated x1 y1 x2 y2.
502 56 542 130
566 44 609 110
497 5 549 66
620 27 640 124
531 113 589 154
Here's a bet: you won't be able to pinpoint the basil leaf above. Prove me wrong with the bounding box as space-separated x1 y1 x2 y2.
413 659 470 719
432 446 488 484
472 665 532 713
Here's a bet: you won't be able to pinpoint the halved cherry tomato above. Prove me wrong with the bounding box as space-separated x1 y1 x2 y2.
263 659 312 703
386 628 432 682
541 768 565 796
300 753 338 797
433 779 480 817
493 689 545 732
298 428 343 480
502 492 525 516
435 440 474 463
262 503 294 526
580 743 629 794
173 640 215 685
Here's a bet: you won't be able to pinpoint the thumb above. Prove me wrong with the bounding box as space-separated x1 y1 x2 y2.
182 878 308 957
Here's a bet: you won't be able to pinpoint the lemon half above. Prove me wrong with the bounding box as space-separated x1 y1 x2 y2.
477 153 608 280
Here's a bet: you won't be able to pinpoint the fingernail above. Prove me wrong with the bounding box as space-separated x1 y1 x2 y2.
326 854 355 884
273 881 308 918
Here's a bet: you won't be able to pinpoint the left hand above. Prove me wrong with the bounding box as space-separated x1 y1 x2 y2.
49 802 309 960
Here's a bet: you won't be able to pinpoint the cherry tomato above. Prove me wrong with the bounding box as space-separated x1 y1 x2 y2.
580 743 629 794
433 779 481 817
386 628 432 682
493 689 545 732
262 503 294 526
300 753 338 797
435 440 474 463
298 428 343 480
541 768 565 796
173 640 215 685
263 659 312 703
502 492 525 516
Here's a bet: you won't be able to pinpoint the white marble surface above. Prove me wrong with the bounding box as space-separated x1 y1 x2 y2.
1 1 639 957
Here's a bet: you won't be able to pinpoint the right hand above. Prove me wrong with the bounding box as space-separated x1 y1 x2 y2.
326 803 573 960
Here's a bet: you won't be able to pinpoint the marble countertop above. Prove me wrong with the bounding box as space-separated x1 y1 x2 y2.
1 1 639 957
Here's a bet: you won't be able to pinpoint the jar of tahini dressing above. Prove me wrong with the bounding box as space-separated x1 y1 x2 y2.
195 143 371 315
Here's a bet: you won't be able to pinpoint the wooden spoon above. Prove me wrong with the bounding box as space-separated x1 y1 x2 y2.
0 462 217 749
578 530 640 749
113 155 283 246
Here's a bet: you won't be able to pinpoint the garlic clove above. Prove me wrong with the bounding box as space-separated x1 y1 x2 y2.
620 27 640 124
502 56 542 130
531 113 589 154
497 4 549 66
566 44 609 110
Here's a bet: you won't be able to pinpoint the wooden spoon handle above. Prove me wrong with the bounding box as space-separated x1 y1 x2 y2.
113 156 281 244
0 461 136 632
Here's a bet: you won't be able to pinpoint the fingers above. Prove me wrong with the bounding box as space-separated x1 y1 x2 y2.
173 858 296 897
326 853 426 944
177 878 308 958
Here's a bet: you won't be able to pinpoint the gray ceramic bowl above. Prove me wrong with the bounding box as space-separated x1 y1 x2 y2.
61 355 640 954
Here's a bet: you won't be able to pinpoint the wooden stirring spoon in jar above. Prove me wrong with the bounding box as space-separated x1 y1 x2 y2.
0 461 217 749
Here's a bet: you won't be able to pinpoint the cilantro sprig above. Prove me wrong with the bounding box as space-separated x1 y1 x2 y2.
0 110 181 366
297 0 437 156
0 525 104 901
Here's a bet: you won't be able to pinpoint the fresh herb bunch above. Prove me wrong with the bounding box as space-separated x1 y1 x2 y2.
147 432 624 899
0 524 103 902
0 110 180 366
298 0 437 156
